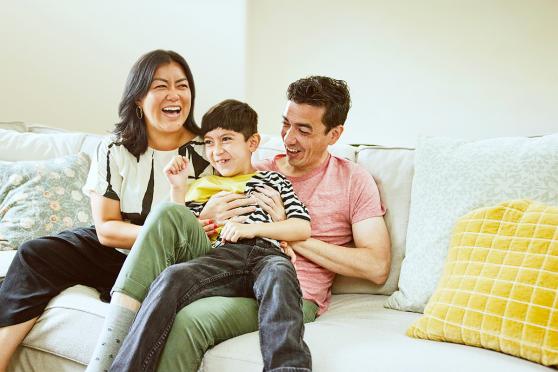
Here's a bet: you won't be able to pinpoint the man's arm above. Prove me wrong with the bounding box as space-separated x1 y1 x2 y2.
198 192 257 224
289 217 391 284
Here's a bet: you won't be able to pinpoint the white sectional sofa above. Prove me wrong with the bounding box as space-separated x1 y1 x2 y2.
0 122 551 371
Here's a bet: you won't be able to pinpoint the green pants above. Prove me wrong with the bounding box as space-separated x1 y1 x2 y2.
112 202 319 371
112 202 212 301
157 297 318 372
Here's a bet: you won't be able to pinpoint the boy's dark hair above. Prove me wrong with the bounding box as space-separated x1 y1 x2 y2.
287 76 351 133
114 49 199 158
201 99 258 140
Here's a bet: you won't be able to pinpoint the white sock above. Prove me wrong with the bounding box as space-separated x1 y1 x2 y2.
86 304 137 372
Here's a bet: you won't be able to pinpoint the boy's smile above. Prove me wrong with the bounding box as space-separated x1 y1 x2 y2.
203 128 259 177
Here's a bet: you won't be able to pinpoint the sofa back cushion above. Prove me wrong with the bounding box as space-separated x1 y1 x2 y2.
0 128 102 162
332 146 415 295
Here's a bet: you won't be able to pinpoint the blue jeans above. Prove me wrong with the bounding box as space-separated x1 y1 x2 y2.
110 239 311 372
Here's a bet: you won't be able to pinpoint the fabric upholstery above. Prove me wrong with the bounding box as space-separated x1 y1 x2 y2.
408 200 558 367
0 153 93 250
387 134 558 313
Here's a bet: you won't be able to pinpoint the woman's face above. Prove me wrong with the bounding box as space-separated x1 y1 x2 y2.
137 61 191 137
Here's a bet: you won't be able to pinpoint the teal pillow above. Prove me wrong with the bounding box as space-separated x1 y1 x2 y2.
0 153 93 250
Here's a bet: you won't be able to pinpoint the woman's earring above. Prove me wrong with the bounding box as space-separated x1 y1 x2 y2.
136 106 144 119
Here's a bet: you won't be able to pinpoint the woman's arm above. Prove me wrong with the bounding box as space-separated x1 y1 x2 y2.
219 218 311 243
90 192 140 249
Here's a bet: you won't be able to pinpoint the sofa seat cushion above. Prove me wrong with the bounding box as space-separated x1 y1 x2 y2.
201 295 549 372
16 285 106 368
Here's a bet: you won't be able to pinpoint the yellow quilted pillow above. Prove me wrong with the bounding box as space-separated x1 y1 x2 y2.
407 199 558 367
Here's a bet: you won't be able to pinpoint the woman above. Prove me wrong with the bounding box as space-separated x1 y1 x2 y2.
0 49 213 372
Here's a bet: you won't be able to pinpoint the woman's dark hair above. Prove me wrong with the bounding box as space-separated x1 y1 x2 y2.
287 76 351 133
114 49 199 158
201 99 258 140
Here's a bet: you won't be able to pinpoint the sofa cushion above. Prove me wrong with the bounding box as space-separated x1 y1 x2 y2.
0 153 93 250
332 145 414 296
408 200 558 367
387 134 558 313
14 285 106 368
201 294 548 372
0 250 17 280
0 121 27 133
0 128 103 162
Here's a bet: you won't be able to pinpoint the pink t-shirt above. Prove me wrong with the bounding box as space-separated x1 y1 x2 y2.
255 154 385 314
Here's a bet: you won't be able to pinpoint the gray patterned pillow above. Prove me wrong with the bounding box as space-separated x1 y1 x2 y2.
0 153 93 250
386 134 558 313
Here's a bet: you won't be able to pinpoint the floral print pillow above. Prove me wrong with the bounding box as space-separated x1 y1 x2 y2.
0 153 93 250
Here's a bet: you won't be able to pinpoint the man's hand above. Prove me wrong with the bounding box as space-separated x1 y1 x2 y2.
280 241 297 263
199 191 257 225
252 185 286 222
164 155 190 189
220 221 256 243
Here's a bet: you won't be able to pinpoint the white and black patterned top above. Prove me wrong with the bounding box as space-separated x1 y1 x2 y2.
83 135 212 226
187 171 310 247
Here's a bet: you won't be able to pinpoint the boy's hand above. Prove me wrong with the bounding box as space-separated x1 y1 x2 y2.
280 241 296 263
220 221 256 243
164 155 190 189
253 185 286 222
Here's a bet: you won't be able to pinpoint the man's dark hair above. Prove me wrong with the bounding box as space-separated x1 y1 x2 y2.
201 99 258 140
287 76 351 133
114 49 199 158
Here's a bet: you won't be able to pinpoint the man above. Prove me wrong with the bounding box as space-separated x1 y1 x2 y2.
155 76 391 371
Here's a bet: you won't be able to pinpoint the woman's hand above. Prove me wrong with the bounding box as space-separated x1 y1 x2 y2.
220 221 256 243
252 185 286 222
164 155 190 189
199 191 257 225
199 218 218 238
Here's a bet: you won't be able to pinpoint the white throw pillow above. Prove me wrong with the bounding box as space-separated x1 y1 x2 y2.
386 134 558 313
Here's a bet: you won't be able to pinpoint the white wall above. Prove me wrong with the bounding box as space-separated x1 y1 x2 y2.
2 1 557 145
246 0 558 146
0 0 246 134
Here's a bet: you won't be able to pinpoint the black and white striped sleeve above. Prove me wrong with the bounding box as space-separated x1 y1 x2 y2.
185 200 205 217
276 174 310 221
254 171 310 222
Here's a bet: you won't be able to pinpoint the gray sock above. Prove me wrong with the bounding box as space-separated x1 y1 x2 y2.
86 305 137 372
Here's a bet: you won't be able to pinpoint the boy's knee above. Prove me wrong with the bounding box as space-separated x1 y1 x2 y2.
257 257 298 288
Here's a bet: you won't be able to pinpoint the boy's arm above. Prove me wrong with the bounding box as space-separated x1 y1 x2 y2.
170 186 187 204
219 218 311 243
164 155 190 204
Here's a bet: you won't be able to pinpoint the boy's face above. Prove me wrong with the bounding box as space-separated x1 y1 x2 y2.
203 128 259 177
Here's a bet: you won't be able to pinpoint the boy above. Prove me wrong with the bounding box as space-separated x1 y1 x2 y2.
109 99 313 372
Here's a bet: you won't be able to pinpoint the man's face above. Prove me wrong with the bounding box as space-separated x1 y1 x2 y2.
281 101 342 172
